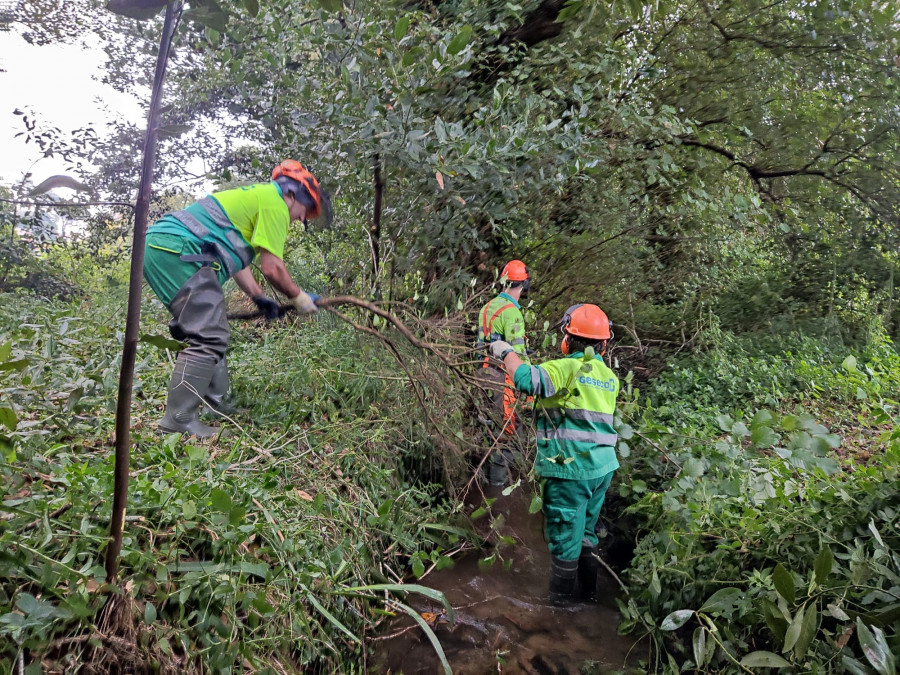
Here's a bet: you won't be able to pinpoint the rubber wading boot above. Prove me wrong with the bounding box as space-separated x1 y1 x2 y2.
203 359 246 417
549 556 578 605
487 447 513 486
159 355 220 438
576 543 600 603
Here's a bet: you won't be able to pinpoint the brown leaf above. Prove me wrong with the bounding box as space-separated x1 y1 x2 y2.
295 489 314 502
435 171 445 190
836 624 854 649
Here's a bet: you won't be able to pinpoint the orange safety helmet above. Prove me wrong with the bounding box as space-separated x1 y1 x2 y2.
500 259 529 282
559 304 613 354
272 159 324 221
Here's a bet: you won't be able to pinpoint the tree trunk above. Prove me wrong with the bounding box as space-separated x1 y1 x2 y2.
105 0 181 583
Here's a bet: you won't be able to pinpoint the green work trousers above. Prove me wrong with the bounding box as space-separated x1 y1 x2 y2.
542 471 614 561
144 234 230 363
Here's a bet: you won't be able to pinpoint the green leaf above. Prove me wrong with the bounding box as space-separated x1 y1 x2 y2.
318 0 342 12
447 25 472 55
470 507 488 520
394 16 410 41
716 414 734 432
793 604 817 659
683 457 705 478
699 587 741 614
0 358 29 372
0 407 16 431
814 546 833 585
857 618 895 675
0 342 10 361
528 494 542 514
827 603 850 621
188 0 228 31
842 355 858 371
751 425 777 448
139 334 186 351
783 604 805 653
106 0 168 21
412 557 425 578
650 570 661 599
773 563 795 604
556 0 585 22
182 500 197 520
229 506 246 526
186 445 206 462
390 600 452 674
435 556 454 571
501 478 521 496
243 0 258 17
306 591 360 644
660 609 693 631
144 601 157 624
693 627 708 668
740 651 792 667
209 488 232 513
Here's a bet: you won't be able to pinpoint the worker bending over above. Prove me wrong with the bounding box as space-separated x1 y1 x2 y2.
490 304 618 604
143 160 327 438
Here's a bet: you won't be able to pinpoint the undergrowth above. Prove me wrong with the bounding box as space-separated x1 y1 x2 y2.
0 290 470 672
613 325 900 672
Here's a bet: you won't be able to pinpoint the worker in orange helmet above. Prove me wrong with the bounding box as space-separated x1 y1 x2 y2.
491 304 619 604
476 259 531 485
143 160 331 438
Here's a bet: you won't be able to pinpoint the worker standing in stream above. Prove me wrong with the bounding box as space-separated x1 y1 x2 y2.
143 160 328 438
489 304 618 604
476 260 531 486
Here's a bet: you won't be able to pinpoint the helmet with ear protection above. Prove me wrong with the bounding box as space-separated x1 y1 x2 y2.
558 304 613 354
272 159 333 226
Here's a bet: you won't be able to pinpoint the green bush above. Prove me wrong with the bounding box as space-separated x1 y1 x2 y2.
615 327 900 672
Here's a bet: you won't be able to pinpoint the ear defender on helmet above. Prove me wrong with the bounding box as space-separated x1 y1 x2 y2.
272 159 325 223
557 304 612 355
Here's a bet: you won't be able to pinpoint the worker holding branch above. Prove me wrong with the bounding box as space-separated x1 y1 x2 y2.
476 260 531 485
143 160 328 438
489 303 619 604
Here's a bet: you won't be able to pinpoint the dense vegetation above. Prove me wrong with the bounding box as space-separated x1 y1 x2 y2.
2 0 899 672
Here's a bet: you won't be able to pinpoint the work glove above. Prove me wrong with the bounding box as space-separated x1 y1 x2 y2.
490 340 514 360
253 295 281 320
289 290 318 314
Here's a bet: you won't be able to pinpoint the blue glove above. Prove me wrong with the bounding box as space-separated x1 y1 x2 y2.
253 295 281 320
308 292 322 305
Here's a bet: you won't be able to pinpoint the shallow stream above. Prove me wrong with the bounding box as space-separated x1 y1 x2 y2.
371 487 644 674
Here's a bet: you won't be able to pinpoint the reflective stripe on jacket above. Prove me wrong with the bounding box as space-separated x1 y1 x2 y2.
168 196 255 278
513 352 619 480
476 293 529 363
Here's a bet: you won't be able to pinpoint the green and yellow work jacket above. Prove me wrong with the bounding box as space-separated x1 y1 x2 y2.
477 293 530 364
513 352 619 480
148 182 292 279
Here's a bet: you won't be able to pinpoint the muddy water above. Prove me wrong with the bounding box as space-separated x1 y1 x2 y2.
371 488 644 674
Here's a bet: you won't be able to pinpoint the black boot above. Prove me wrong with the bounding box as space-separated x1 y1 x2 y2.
577 543 599 603
549 556 578 605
